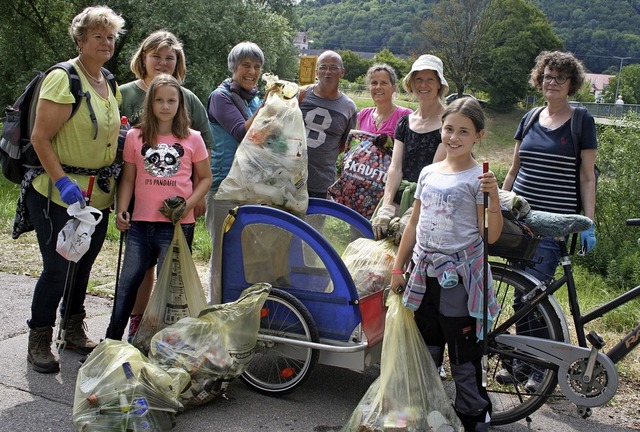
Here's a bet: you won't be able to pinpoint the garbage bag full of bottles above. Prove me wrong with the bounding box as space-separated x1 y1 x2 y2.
72 339 185 431
148 283 271 409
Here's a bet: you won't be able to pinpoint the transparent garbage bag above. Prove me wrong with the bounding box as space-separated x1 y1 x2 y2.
148 283 271 409
215 73 308 216
72 339 185 431
342 237 397 297
343 294 464 432
132 223 209 354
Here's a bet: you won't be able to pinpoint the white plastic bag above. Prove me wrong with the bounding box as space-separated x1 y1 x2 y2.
56 202 103 262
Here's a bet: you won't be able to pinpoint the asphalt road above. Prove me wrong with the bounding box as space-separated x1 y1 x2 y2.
0 272 637 431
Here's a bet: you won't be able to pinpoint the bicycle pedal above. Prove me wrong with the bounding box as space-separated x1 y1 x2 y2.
586 331 605 350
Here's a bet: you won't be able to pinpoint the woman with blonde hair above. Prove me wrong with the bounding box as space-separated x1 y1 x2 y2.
25 5 125 373
371 54 449 240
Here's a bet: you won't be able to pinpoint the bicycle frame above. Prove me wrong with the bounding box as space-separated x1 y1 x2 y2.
489 233 640 409
499 238 640 364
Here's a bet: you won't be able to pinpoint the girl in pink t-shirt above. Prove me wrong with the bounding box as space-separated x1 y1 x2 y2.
105 74 211 341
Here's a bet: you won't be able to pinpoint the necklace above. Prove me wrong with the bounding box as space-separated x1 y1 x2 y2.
77 58 103 84
373 106 395 128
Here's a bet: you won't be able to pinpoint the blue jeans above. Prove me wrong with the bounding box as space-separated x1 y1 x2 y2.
513 236 561 338
105 221 194 340
25 186 110 328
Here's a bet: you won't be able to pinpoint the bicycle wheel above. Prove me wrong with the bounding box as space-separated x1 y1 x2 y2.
239 288 320 395
487 264 566 425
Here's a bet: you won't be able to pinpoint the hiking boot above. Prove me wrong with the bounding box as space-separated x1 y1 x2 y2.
525 370 545 393
27 326 60 374
64 313 97 355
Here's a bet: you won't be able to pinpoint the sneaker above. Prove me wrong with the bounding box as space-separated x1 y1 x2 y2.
525 370 544 393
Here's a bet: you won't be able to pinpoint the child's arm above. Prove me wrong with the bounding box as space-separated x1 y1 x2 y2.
390 199 421 294
184 158 213 217
115 161 136 232
478 170 503 244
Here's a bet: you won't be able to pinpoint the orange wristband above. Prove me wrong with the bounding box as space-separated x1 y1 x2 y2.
391 269 404 275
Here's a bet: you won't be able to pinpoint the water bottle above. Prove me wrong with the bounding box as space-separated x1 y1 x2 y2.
117 115 130 166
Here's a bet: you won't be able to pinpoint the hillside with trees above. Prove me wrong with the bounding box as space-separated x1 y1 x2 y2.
297 0 640 74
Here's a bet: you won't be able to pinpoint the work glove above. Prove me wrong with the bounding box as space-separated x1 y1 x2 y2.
395 207 413 245
371 204 396 240
388 207 413 245
55 176 85 207
578 224 596 255
159 196 186 224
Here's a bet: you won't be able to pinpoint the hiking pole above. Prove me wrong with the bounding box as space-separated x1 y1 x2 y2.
481 161 490 387
107 211 126 339
55 176 95 354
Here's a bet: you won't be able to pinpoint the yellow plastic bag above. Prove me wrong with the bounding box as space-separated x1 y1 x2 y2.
133 223 209 354
342 238 397 297
72 340 185 431
343 294 464 432
148 283 271 409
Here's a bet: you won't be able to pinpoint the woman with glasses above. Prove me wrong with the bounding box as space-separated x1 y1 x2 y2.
500 51 598 392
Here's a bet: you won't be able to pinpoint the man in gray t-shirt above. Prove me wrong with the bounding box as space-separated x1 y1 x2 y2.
300 51 357 198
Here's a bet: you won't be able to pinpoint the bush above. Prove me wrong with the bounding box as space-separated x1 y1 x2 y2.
575 113 640 288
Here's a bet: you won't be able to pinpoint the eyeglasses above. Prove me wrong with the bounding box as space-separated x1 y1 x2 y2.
318 65 342 72
542 74 568 85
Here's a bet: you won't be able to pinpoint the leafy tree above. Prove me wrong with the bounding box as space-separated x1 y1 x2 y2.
415 0 494 97
574 80 596 103
601 64 640 104
0 0 87 105
373 49 411 80
338 50 371 82
0 0 299 105
478 0 562 110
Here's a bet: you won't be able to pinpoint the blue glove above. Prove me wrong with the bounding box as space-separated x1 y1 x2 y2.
55 176 85 207
578 224 596 255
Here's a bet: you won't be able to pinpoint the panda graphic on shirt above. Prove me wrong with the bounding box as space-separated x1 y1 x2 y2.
141 142 184 177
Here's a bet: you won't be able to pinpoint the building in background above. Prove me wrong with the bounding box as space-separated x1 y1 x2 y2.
585 73 614 103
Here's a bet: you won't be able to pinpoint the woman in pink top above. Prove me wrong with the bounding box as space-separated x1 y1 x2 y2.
357 64 413 137
105 74 212 341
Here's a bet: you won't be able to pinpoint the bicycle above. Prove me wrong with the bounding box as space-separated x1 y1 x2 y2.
485 218 640 426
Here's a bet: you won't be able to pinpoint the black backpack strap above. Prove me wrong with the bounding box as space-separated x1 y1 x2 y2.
521 106 544 139
569 107 588 254
52 62 85 116
53 61 103 139
570 107 587 160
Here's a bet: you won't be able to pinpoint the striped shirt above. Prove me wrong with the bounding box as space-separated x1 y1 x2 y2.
513 112 597 214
